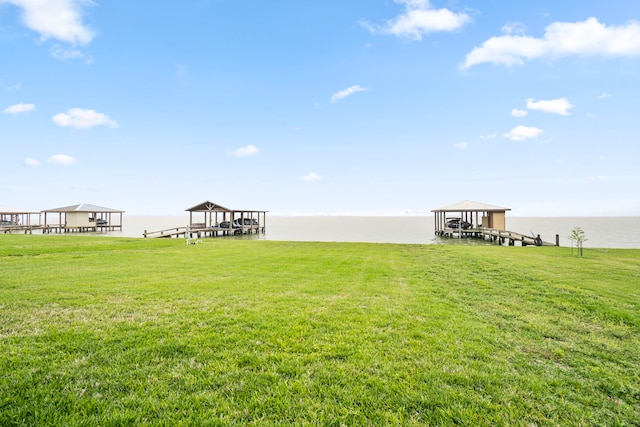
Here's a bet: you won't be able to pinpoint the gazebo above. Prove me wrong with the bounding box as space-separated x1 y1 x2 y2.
42 204 124 232
186 201 266 234
432 200 511 235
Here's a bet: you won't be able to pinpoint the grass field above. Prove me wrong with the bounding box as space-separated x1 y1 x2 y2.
1 235 639 426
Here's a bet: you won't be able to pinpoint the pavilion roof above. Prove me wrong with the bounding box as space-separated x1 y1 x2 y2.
0 206 39 214
42 204 124 213
186 200 267 213
432 200 511 213
186 201 232 212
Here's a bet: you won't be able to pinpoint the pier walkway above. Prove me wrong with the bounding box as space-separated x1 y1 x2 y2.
1 224 43 234
1 224 122 234
437 227 558 246
143 224 264 239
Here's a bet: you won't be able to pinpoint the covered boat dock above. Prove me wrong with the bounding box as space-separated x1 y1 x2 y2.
41 204 124 233
0 207 41 234
143 200 267 238
433 200 510 237
432 200 556 246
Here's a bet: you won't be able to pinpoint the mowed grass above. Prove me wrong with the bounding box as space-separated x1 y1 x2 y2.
0 235 639 426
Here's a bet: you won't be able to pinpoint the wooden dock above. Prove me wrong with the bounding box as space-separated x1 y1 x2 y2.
1 224 123 234
1 224 43 234
143 224 265 239
437 227 558 246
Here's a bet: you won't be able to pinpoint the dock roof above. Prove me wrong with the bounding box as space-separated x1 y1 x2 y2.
186 201 232 212
432 200 511 213
186 200 267 213
42 204 124 213
0 206 39 214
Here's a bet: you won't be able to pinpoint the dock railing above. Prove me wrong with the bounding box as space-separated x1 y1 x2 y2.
436 225 558 246
143 227 189 238
143 224 263 238
478 227 557 246
1 224 46 234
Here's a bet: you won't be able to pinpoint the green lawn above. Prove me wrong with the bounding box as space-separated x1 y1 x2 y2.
1 235 639 426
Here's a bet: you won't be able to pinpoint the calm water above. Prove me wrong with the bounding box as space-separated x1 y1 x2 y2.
112 215 640 249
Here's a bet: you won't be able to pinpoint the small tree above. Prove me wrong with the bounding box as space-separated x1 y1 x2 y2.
568 226 588 256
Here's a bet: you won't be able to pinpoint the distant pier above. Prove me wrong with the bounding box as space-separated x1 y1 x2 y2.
1 204 123 235
1 223 121 235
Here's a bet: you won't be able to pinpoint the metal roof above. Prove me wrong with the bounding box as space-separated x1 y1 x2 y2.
42 204 124 213
0 207 39 214
432 200 511 212
185 201 232 212
185 200 267 213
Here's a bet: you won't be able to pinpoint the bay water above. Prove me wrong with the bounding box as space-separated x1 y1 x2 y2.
113 215 640 249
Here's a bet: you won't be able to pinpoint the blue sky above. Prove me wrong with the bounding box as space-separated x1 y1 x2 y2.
1 0 639 216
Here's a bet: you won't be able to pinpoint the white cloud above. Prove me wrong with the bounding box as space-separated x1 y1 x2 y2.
503 125 543 141
362 0 471 40
50 45 85 60
24 158 40 167
480 133 497 140
330 85 368 103
454 141 468 149
526 97 574 115
511 108 528 117
52 108 118 129
1 0 95 45
3 103 35 114
539 136 557 145
598 92 611 99
462 17 640 69
302 172 322 182
48 154 77 165
232 145 260 157
502 22 526 35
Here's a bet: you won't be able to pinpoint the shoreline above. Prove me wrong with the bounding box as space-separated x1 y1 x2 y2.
8 215 634 249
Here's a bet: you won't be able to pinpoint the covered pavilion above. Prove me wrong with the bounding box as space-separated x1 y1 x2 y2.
186 200 266 234
0 207 39 227
0 207 40 233
42 204 124 232
432 200 511 235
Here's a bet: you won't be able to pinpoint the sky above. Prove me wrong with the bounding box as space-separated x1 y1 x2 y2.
1 0 640 216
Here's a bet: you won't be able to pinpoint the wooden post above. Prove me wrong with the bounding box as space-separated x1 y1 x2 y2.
433 213 436 235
